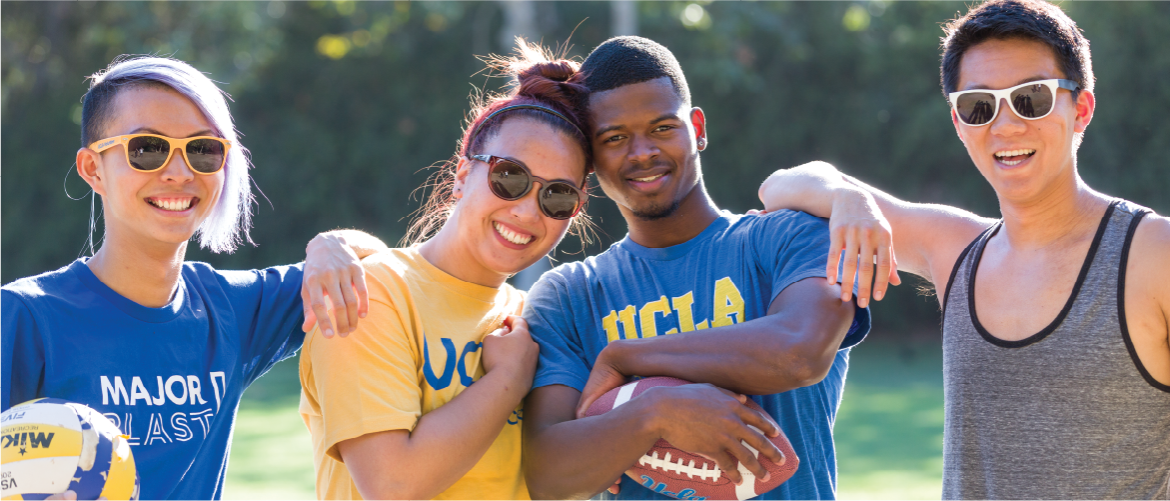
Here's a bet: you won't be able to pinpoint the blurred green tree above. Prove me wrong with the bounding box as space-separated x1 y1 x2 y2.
4 1 1167 335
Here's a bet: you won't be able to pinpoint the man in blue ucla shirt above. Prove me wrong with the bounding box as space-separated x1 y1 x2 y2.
522 37 870 500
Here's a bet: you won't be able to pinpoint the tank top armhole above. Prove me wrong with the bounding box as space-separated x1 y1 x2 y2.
942 225 994 318
1117 209 1170 393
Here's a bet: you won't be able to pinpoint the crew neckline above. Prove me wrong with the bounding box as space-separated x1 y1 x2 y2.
405 246 510 303
616 212 734 262
71 257 187 323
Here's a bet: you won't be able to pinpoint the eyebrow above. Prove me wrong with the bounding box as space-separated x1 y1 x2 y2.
593 113 684 139
963 75 1051 91
129 127 217 138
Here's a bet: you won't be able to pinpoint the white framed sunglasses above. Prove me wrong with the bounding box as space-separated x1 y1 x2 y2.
948 78 1081 126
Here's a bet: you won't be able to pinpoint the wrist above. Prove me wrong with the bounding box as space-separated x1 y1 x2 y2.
598 340 632 376
832 185 874 213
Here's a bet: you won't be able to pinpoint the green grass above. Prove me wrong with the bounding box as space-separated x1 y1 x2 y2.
224 337 945 500
836 338 944 500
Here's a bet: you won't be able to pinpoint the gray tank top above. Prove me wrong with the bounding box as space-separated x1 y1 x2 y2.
941 199 1170 499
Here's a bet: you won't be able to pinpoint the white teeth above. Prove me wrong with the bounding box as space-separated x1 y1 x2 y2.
633 173 664 182
994 149 1036 159
150 198 193 211
494 222 533 245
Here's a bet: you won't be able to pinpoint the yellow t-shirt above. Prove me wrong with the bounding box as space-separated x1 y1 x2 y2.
299 247 528 500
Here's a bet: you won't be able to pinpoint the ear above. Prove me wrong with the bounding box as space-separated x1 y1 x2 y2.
950 108 966 145
76 148 107 197
1072 89 1095 134
452 157 472 199
690 107 708 151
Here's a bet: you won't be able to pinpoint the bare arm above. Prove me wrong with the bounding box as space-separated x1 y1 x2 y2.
302 229 389 336
576 277 854 419
338 317 537 500
760 161 994 295
1126 214 1170 386
524 383 784 500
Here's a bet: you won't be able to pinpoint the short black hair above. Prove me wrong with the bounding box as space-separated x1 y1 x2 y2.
81 78 169 147
580 36 691 105
941 0 1094 98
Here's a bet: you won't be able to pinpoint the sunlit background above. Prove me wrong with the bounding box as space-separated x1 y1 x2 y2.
4 1 1168 498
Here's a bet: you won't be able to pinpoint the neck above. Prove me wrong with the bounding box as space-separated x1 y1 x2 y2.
624 180 721 248
86 226 188 308
996 171 1111 250
418 214 508 289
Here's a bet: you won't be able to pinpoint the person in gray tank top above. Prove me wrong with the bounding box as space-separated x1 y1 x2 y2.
757 0 1170 498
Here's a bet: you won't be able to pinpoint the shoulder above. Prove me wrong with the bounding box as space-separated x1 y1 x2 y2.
183 261 302 288
1128 211 1170 292
2 261 88 318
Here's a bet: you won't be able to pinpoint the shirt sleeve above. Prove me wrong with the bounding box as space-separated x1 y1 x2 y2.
212 263 307 384
300 293 421 463
2 290 45 411
753 211 871 350
523 273 592 392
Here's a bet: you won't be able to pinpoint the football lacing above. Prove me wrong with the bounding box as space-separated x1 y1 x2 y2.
639 451 722 481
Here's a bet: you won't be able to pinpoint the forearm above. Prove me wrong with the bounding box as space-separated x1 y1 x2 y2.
314 229 388 259
344 369 528 499
759 161 861 216
524 386 662 499
607 319 849 395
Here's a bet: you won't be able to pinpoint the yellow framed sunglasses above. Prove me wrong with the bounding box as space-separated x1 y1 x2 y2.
88 134 232 174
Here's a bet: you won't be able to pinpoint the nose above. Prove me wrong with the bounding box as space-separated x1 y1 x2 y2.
989 97 1027 136
510 184 544 221
159 147 196 182
627 134 659 165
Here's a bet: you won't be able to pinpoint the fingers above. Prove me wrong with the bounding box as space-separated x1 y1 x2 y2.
46 491 77 501
826 227 844 285
325 281 352 337
309 285 334 338
301 287 316 333
889 249 903 286
714 386 749 405
353 267 370 319
506 315 529 335
873 242 893 302
607 474 625 495
839 229 860 303
856 236 876 308
707 449 744 485
338 279 360 336
726 437 771 483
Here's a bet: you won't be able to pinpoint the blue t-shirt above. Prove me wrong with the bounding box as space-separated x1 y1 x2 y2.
524 211 871 500
2 258 306 500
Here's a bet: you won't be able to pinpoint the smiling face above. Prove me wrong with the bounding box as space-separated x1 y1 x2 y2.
953 37 1094 205
448 117 586 283
80 85 225 251
589 77 706 220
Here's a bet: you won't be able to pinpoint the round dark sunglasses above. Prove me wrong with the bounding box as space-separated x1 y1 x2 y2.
469 154 587 220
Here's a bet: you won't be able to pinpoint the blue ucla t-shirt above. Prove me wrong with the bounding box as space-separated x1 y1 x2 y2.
524 210 871 500
2 258 306 500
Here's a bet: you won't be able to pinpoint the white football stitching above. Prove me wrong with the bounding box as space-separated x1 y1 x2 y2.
639 450 722 481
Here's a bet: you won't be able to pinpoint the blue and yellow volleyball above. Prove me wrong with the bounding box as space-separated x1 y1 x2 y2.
1 398 139 500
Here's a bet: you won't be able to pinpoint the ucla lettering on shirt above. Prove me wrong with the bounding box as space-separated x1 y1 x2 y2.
601 277 746 341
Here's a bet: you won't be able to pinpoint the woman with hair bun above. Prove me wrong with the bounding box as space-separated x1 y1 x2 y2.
299 41 593 500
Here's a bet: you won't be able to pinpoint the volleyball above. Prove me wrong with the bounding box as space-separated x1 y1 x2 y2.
1 398 139 500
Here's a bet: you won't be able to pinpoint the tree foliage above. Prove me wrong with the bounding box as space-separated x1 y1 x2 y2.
3 1 1167 333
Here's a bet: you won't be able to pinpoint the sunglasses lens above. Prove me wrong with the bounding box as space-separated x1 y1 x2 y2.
954 92 997 125
1009 83 1054 119
185 138 227 173
540 183 582 219
126 136 171 171
489 160 530 200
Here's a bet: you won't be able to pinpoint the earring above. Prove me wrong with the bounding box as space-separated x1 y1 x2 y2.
697 138 707 149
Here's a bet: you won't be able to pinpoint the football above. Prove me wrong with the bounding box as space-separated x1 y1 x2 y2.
584 377 799 500
1 398 140 500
